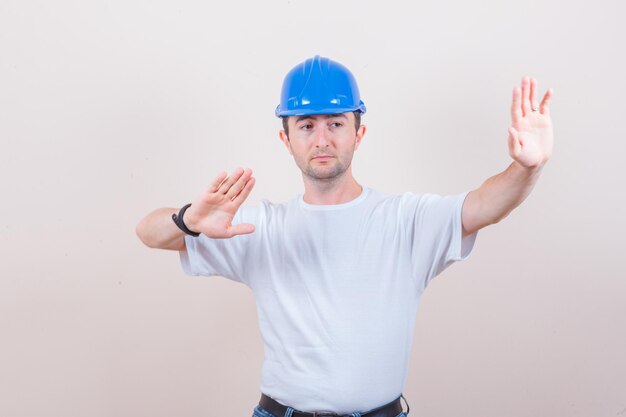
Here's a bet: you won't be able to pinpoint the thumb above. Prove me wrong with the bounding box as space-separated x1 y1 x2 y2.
228 223 256 237
508 127 522 158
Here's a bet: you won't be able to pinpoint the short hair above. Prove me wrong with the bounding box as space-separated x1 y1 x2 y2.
282 111 362 137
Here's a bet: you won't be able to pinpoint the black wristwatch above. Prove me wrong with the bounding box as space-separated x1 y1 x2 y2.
172 203 200 237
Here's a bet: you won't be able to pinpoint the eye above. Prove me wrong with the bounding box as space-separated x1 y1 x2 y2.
300 123 313 130
330 121 343 128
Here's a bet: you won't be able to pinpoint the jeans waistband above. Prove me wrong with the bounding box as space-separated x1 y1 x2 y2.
258 393 409 417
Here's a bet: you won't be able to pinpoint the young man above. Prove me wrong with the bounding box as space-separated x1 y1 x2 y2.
136 55 554 417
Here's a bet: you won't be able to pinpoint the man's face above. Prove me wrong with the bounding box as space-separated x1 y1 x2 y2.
279 112 366 182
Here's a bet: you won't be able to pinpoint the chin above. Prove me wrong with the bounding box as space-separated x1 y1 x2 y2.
305 165 346 181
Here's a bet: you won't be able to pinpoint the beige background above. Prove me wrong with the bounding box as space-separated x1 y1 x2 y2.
1 0 625 416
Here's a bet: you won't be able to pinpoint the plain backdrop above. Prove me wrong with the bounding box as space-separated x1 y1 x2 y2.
1 0 625 416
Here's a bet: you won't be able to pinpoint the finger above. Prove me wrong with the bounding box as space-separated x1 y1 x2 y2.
232 176 255 206
508 127 521 158
209 171 228 192
540 87 553 116
226 168 253 200
530 78 539 112
227 223 256 237
511 86 522 125
218 167 245 194
521 75 531 116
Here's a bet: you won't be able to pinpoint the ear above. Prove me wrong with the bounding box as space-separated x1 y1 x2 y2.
354 124 366 151
279 130 293 155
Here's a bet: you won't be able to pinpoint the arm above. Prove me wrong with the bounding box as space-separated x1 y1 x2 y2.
135 167 256 250
135 207 188 251
462 76 554 238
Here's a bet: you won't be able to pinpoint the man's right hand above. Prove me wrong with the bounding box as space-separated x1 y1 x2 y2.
183 167 256 238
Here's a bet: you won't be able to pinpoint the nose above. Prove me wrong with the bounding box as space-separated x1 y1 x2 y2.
313 125 330 148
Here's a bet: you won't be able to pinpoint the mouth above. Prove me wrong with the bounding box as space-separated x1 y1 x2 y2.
312 155 334 160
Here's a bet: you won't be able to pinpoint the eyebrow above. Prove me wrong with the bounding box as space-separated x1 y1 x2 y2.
294 113 347 124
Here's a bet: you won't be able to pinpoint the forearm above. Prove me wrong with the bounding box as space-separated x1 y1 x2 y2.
464 161 544 233
135 207 187 251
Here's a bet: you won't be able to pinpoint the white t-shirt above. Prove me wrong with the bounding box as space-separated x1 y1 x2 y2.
179 186 478 414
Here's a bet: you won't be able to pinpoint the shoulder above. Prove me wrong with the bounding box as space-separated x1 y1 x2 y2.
364 187 426 210
399 191 470 222
358 187 424 219
366 188 469 218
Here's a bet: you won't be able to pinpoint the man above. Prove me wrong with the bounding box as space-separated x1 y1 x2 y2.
136 55 554 417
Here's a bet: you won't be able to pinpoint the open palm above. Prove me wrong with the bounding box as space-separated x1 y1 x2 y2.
508 76 554 168
185 167 256 238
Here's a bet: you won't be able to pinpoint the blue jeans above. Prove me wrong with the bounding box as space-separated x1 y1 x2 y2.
251 405 408 417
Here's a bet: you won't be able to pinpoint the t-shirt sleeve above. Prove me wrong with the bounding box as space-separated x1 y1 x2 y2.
402 191 478 289
177 205 260 286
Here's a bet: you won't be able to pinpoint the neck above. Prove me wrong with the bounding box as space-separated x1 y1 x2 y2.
301 169 362 205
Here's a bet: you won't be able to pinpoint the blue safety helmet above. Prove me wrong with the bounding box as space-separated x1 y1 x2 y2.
275 55 367 118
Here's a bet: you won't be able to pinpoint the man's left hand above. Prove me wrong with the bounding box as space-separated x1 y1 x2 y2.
508 76 554 169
